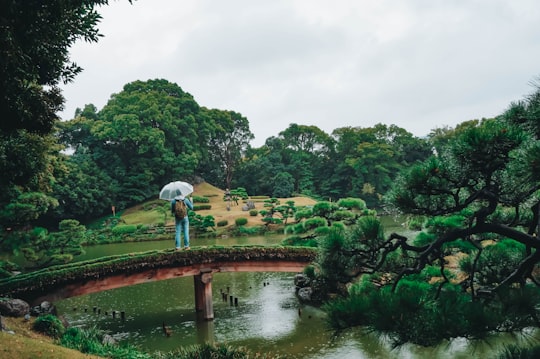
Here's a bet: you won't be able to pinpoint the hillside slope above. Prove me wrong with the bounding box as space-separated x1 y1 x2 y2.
121 182 317 228
192 182 317 227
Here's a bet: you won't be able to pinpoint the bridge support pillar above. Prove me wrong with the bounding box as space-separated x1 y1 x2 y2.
194 268 214 320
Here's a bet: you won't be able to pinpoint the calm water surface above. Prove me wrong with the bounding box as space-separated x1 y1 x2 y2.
47 219 540 358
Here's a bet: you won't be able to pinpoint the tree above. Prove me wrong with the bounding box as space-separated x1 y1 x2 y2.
58 79 206 212
234 137 289 196
326 124 430 206
278 124 332 195
0 1 129 231
272 172 294 198
204 109 253 189
20 219 86 268
0 0 113 134
319 83 540 345
0 131 60 229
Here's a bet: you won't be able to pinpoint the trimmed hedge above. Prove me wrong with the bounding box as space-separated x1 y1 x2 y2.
235 217 248 226
192 196 210 203
111 225 138 235
193 204 211 211
217 220 228 227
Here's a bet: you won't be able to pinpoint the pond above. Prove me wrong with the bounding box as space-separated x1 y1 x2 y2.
56 256 537 358
52 220 538 359
3 215 535 357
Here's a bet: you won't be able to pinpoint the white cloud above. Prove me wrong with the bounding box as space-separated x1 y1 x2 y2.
60 0 540 146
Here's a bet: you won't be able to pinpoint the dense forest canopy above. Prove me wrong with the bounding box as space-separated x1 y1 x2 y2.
48 78 431 222
0 0 117 230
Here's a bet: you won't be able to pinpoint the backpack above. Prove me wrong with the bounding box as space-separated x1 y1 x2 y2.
174 199 187 219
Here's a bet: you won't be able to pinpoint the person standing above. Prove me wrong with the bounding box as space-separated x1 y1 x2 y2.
171 190 194 250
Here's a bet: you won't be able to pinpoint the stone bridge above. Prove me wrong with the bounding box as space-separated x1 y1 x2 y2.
0 246 316 320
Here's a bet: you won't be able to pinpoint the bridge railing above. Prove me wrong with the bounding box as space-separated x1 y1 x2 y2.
0 245 317 303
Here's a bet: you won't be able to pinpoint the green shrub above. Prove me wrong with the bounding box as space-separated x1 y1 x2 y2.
158 343 283 359
235 217 248 226
314 226 331 236
494 344 540 359
60 326 151 358
111 225 137 235
337 197 366 210
249 209 258 216
304 265 316 279
290 222 308 234
312 201 337 217
193 204 211 211
217 219 228 227
281 235 317 247
332 210 356 221
33 314 65 338
235 226 264 236
303 216 327 230
192 195 209 203
295 208 313 221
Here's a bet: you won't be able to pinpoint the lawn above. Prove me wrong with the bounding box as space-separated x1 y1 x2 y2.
120 182 317 229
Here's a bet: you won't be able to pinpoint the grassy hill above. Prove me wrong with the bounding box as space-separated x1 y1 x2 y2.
0 317 101 359
120 182 317 230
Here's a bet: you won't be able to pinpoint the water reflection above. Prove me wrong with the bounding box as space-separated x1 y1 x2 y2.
28 220 540 357
55 269 538 358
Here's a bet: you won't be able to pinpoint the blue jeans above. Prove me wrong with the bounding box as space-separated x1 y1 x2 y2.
175 217 190 248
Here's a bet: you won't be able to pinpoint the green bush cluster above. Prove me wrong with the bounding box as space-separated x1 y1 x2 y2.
494 344 540 359
324 275 540 347
193 204 211 210
235 217 248 226
192 195 209 203
111 225 138 235
60 326 151 358
58 323 285 358
249 209 258 216
303 216 327 230
156 343 283 359
217 219 228 227
33 314 65 339
234 226 265 236
331 210 356 222
336 197 366 210
281 235 317 247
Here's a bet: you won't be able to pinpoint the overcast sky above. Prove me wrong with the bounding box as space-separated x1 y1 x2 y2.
60 0 540 147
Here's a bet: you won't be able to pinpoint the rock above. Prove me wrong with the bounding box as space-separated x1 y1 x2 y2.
294 273 310 288
30 301 57 316
0 298 30 317
297 287 313 302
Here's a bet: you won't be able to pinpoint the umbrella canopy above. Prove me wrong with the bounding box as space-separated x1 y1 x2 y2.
159 181 194 200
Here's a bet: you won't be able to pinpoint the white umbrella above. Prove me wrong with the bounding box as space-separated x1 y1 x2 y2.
159 181 194 200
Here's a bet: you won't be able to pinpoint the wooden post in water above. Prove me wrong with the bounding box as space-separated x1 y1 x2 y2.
194 268 214 321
